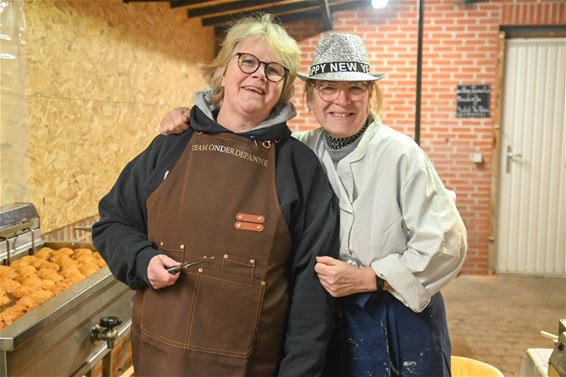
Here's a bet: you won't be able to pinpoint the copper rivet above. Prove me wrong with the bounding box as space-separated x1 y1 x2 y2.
258 217 263 221
236 223 241 228
238 214 243 219
257 225 262 230
180 244 185 250
224 254 229 259
261 281 266 286
159 242 164 246
198 268 203 273
250 259 255 264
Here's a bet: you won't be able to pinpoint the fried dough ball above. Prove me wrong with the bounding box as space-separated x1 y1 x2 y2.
47 282 69 295
12 264 37 276
79 262 99 276
76 255 95 266
11 255 44 270
0 265 18 280
73 248 93 259
0 291 10 307
29 258 50 269
0 278 21 294
0 304 29 325
35 247 53 260
56 248 75 257
10 256 35 267
93 253 107 268
17 296 38 310
14 271 39 283
11 284 36 299
33 288 54 302
21 275 42 286
36 268 64 282
51 254 74 267
40 279 56 291
30 257 46 269
18 289 54 310
39 261 60 272
61 266 82 278
65 272 86 286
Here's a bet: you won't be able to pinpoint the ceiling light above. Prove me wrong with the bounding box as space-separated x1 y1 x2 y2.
372 0 390 9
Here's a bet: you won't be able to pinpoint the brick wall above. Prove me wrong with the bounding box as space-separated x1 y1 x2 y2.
285 0 565 274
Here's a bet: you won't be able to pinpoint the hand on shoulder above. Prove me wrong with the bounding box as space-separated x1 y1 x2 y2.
160 107 190 135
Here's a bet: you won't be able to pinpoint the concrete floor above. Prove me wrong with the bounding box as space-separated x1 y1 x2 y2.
442 274 566 376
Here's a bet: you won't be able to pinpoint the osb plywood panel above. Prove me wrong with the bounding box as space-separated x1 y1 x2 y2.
0 92 31 206
24 0 214 232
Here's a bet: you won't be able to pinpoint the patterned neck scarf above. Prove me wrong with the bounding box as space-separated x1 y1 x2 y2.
322 119 369 150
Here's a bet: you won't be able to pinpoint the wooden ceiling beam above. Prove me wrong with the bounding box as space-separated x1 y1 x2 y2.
203 0 369 27
123 0 169 3
188 0 312 18
201 2 319 26
171 0 209 7
124 0 371 29
171 0 240 10
276 10 320 23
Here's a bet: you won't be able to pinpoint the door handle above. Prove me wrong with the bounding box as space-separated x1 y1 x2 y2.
506 145 522 173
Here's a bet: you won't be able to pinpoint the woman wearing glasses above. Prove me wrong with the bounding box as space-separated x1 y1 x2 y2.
161 32 467 376
93 15 339 377
295 33 466 377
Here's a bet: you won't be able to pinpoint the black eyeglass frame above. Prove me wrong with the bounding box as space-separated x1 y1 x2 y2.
235 52 289 83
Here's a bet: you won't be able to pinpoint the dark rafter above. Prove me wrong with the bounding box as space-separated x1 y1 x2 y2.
319 0 333 31
124 0 169 2
123 0 372 29
200 2 318 26
170 0 215 8
187 0 288 17
201 0 368 26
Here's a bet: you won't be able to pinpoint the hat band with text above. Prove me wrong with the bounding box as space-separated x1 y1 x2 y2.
309 61 371 76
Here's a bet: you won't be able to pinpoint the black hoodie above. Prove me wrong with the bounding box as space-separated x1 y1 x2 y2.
93 105 340 377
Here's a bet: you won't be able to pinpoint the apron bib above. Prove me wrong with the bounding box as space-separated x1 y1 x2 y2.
131 133 292 377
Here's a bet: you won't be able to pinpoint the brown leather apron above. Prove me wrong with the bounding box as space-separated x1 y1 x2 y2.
131 132 293 377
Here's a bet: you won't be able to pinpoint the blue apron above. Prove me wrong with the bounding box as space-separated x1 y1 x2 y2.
325 292 451 377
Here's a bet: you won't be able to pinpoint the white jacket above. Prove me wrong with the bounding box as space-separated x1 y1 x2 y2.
293 120 467 312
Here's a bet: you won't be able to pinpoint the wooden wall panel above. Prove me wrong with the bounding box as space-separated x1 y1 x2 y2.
20 0 214 232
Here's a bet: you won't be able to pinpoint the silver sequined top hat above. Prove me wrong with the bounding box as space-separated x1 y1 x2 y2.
298 32 385 82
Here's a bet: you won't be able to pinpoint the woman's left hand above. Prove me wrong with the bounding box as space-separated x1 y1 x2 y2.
315 256 378 297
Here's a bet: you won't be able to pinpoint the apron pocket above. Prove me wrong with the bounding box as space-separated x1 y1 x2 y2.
157 244 185 260
221 252 257 279
188 268 265 358
140 272 197 348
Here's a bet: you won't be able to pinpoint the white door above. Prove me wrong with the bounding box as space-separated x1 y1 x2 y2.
497 38 566 276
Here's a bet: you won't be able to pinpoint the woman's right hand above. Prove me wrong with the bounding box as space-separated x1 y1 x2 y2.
147 254 180 289
315 256 378 297
159 107 190 135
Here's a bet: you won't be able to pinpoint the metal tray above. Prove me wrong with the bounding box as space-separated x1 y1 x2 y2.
0 242 132 377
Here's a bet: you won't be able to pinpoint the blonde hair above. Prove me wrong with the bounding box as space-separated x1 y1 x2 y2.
201 14 300 108
304 80 384 117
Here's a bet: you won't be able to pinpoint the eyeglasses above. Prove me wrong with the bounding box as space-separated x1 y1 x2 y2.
235 52 289 83
314 82 370 102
